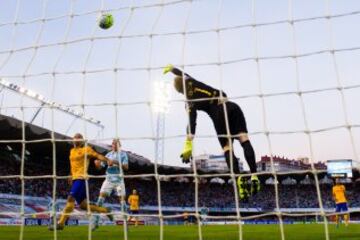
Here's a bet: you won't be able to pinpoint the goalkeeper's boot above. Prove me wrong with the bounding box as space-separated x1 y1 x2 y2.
237 176 249 201
105 207 114 222
48 223 64 231
250 175 261 196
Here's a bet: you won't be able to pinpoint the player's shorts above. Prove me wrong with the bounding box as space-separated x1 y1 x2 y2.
211 101 248 148
69 179 87 204
100 179 126 197
335 202 348 212
130 209 139 214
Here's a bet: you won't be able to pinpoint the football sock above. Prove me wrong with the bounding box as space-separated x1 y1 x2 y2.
58 201 75 226
241 140 257 173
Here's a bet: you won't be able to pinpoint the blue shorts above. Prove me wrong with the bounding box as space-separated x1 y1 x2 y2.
335 202 348 213
69 180 87 204
130 210 139 214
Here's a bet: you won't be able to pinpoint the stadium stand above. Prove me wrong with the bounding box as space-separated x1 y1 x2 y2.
1 114 360 224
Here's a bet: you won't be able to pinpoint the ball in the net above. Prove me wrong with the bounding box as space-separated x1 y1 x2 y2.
98 13 114 29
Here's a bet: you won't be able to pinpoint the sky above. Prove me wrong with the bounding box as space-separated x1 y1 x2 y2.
0 0 360 169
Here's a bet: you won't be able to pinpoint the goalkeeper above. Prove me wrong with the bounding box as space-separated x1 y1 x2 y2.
164 65 259 199
49 133 113 230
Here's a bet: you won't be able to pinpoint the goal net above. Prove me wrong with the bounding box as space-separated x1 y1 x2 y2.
0 0 359 240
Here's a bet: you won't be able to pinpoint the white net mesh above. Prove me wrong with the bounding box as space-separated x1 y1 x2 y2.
0 0 360 239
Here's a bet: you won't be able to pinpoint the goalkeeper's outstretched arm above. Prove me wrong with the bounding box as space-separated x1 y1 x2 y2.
163 64 192 79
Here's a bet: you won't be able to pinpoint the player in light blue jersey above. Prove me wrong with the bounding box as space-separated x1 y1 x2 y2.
92 138 128 231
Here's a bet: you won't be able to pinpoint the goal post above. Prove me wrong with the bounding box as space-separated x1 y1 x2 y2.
0 1 359 240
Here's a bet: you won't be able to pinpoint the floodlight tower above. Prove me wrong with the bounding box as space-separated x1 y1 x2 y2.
152 81 171 165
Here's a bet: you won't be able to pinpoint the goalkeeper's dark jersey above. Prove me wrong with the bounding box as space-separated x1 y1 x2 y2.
172 68 248 147
171 67 228 135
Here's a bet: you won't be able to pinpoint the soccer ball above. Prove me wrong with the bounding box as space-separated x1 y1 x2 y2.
98 13 114 29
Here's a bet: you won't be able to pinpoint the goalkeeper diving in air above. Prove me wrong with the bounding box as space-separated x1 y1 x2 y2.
49 133 113 231
163 64 260 200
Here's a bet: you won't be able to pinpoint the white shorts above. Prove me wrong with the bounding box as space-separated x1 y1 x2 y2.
100 179 126 197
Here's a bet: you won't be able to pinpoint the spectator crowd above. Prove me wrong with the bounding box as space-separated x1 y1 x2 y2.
1 157 359 210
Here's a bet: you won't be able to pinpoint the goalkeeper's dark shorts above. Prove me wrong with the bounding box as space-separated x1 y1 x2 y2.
210 101 248 148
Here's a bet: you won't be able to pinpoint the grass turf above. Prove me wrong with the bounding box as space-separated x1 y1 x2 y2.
0 224 359 240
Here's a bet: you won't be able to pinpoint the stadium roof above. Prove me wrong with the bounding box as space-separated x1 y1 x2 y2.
0 114 358 181
0 114 190 175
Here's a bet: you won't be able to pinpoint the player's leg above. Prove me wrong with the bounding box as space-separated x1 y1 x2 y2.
79 199 112 216
77 179 112 217
227 102 259 195
116 183 129 230
92 184 110 231
343 203 349 226
214 103 248 200
218 137 251 200
49 179 81 230
213 105 241 175
344 213 349 226
116 183 126 215
52 195 75 230
134 211 139 227
237 132 259 195
92 180 111 229
335 204 341 228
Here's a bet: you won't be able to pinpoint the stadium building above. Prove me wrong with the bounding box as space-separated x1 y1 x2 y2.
257 155 327 172
194 154 243 172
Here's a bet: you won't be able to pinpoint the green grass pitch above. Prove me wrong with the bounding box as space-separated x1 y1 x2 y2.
0 224 359 240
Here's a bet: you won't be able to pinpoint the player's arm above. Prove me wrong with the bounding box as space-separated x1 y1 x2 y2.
163 64 192 78
121 152 129 171
180 104 196 163
127 195 132 205
186 103 197 139
68 152 73 184
342 185 347 201
87 146 112 165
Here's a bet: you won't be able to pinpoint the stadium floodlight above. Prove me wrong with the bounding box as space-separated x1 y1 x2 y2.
151 81 171 114
151 80 171 165
0 78 104 129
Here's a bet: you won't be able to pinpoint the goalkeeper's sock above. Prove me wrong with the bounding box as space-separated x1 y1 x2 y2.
224 150 240 174
241 140 257 173
58 201 75 226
